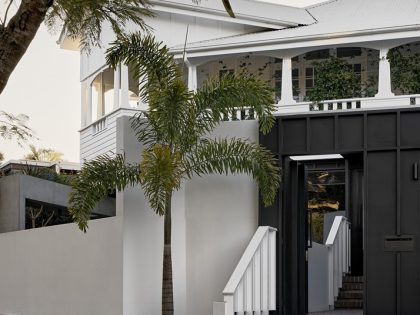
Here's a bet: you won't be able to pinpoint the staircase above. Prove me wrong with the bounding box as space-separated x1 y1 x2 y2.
335 275 364 309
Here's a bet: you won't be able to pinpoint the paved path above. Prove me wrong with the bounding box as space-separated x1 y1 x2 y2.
309 311 363 315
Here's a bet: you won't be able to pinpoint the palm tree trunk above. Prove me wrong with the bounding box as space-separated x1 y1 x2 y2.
162 195 173 315
0 0 53 94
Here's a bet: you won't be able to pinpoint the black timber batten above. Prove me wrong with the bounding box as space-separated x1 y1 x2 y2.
259 107 420 315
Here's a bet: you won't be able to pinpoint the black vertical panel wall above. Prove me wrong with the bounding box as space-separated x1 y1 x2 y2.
366 151 397 314
259 108 420 315
400 150 420 314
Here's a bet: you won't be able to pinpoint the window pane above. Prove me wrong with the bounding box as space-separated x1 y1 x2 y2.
337 47 362 58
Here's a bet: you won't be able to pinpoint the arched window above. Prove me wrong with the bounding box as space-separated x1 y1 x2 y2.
91 68 115 119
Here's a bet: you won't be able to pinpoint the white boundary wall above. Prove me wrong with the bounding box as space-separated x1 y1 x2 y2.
117 117 259 315
0 217 123 315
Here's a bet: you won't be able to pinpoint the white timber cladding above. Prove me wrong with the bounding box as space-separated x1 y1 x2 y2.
80 108 140 162
80 11 264 81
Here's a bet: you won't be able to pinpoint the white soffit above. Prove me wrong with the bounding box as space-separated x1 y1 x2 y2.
150 0 316 29
172 0 420 55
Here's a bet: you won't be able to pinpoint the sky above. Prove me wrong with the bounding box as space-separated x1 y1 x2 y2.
0 0 325 163
0 25 80 162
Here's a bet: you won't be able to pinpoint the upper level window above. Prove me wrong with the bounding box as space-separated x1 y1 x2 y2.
337 47 362 58
305 49 330 61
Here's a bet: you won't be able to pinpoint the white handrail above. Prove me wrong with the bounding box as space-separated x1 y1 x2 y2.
221 226 277 315
326 216 351 309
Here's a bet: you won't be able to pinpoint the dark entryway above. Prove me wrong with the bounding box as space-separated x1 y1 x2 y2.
259 108 420 315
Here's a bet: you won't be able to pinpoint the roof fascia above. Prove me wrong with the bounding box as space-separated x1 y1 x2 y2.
151 0 315 29
172 25 420 59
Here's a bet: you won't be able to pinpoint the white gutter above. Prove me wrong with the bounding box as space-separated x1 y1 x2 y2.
172 24 420 58
151 0 315 28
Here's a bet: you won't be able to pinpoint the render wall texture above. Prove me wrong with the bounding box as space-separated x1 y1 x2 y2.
116 116 259 315
0 217 123 315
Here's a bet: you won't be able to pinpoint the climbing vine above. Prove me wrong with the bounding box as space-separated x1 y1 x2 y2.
388 42 420 95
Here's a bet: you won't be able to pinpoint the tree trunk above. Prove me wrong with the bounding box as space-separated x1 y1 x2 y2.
162 195 174 315
0 0 54 94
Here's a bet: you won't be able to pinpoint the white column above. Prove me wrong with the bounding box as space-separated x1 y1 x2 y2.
188 64 198 92
113 65 121 110
120 65 129 108
86 84 92 124
376 48 394 98
278 57 296 106
137 74 148 111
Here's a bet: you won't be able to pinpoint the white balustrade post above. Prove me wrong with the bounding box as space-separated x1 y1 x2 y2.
269 230 276 310
376 48 394 98
278 57 296 106
120 65 129 108
224 295 234 315
137 74 149 110
113 65 121 110
188 64 198 92
328 248 334 309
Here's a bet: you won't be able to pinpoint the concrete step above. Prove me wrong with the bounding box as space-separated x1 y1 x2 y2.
338 290 364 300
343 276 364 283
342 282 364 290
335 299 363 309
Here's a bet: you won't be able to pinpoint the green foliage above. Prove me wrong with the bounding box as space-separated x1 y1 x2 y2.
308 57 361 103
0 111 33 146
22 167 74 186
185 138 280 206
69 154 141 231
69 33 280 231
46 0 153 49
24 144 63 162
26 205 72 229
388 44 420 95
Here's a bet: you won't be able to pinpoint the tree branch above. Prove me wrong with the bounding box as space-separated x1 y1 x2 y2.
0 0 54 93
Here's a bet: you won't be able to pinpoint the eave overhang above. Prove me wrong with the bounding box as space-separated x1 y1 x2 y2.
150 0 316 29
172 24 420 59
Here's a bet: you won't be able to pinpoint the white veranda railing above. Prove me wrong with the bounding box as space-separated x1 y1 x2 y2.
325 216 351 308
215 226 277 315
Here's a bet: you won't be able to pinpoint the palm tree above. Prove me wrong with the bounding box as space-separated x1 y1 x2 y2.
69 33 280 315
24 144 63 162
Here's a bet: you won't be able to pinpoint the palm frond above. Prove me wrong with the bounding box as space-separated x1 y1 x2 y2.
193 73 276 135
47 0 153 50
106 33 181 102
140 145 184 215
69 154 141 231
185 138 280 206
222 0 235 18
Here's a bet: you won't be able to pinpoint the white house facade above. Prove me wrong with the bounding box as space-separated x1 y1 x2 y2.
1 1 420 315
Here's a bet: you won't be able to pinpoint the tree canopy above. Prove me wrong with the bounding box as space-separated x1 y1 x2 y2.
0 0 152 94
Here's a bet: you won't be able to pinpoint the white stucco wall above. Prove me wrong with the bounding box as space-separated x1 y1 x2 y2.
0 217 123 315
308 242 329 312
184 120 259 315
116 116 259 315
